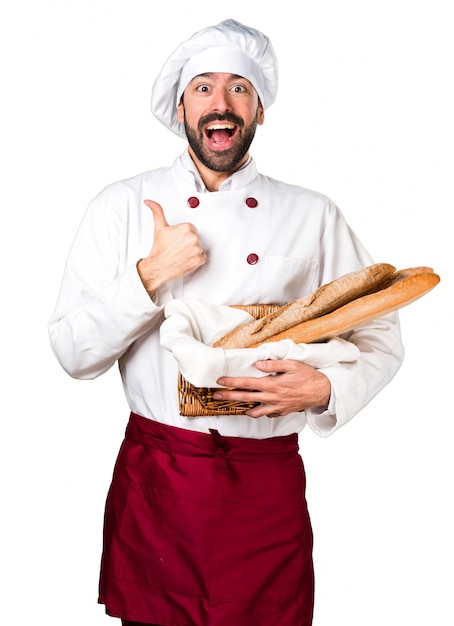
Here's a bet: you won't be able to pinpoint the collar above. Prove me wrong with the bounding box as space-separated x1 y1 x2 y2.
178 149 259 192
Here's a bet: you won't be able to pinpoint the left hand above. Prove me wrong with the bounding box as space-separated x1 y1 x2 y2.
214 359 331 418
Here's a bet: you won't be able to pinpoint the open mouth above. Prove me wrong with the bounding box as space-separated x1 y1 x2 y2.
205 123 237 146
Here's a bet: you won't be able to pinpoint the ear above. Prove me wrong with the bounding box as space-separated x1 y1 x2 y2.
177 101 184 124
257 103 265 126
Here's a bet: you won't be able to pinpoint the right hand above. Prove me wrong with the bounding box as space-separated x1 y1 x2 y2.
137 200 207 296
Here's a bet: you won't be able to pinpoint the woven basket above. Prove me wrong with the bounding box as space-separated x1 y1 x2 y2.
178 303 280 416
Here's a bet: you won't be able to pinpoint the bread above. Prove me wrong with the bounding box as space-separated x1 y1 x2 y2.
213 263 396 349
249 267 440 346
212 265 440 349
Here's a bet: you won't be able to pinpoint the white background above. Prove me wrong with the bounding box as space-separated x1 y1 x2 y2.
1 1 453 624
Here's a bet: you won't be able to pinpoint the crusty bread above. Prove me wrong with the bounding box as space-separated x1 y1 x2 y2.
213 263 396 349
249 268 440 346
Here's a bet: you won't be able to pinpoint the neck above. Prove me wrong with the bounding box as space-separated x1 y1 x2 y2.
187 147 249 192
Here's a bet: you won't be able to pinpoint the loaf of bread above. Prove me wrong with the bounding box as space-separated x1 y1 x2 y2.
213 265 440 349
250 268 440 346
213 263 396 349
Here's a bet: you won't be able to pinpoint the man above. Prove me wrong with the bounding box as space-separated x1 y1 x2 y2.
49 19 404 626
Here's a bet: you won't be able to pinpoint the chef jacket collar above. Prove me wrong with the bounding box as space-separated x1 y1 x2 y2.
179 149 257 192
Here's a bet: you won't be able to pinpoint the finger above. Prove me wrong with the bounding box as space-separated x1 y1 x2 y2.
246 404 281 419
216 376 267 390
143 199 169 230
213 388 271 406
254 359 292 374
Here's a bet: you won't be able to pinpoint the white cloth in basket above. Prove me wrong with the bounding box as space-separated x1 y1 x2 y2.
160 299 360 388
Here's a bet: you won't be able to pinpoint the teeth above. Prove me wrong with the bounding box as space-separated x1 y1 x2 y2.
206 123 235 130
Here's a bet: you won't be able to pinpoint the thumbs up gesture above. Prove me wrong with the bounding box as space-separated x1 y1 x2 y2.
137 200 207 296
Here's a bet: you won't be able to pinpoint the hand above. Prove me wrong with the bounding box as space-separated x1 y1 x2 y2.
214 359 331 418
138 200 207 295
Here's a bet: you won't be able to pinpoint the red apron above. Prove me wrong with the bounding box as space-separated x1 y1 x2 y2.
99 413 314 625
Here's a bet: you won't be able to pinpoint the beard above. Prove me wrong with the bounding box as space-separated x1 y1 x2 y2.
183 110 259 172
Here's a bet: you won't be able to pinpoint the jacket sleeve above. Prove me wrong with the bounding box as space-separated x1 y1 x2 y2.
305 202 405 436
48 187 166 380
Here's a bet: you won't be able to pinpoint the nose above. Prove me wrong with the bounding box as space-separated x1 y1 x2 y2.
209 87 232 113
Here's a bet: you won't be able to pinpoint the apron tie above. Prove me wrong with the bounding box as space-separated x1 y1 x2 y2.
209 428 230 472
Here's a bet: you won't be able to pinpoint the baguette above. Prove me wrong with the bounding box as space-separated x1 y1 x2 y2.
212 262 396 349
250 268 440 346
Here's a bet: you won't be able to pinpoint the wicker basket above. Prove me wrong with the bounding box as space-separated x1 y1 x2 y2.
178 303 280 416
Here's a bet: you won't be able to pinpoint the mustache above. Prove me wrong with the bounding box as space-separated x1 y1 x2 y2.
198 111 244 131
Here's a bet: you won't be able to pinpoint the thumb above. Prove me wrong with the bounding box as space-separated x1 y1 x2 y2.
144 199 169 230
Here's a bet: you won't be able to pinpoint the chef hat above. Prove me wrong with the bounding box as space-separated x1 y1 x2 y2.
151 18 278 138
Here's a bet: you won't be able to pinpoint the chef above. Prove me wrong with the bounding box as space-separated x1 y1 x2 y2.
49 18 404 626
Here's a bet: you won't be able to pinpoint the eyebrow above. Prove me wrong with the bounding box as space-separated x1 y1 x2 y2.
193 73 246 81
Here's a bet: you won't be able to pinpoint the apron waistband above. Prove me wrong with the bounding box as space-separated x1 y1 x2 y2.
127 412 299 460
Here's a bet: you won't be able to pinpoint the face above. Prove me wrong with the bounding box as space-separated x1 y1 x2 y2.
177 72 264 173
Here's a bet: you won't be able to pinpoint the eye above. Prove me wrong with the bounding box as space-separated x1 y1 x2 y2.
196 84 210 93
231 84 247 93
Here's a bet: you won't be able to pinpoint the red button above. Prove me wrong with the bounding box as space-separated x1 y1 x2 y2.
245 197 258 208
247 253 259 265
187 196 200 208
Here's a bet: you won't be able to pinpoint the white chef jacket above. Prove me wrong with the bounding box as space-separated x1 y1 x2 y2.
49 150 404 438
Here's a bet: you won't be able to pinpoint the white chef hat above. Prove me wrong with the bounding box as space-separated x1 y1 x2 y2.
151 18 278 138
